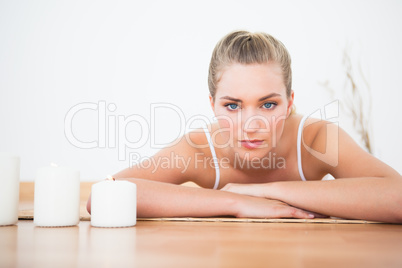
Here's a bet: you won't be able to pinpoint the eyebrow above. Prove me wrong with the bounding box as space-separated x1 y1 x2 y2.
220 93 281 102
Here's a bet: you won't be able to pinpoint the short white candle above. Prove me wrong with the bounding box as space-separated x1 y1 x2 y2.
91 178 137 228
0 153 20 226
34 164 80 227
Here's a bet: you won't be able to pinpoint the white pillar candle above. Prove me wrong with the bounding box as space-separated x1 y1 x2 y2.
0 153 20 226
91 178 137 228
34 164 80 227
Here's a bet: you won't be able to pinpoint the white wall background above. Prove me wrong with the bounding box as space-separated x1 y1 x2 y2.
1 0 401 181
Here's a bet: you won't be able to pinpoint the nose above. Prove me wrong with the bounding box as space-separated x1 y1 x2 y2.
242 110 268 134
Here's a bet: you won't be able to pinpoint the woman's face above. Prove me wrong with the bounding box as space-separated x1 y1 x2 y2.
211 62 293 161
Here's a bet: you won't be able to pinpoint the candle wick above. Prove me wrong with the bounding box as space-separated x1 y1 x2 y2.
106 175 115 181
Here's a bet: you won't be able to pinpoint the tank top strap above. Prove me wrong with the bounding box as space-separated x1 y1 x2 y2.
203 126 220 189
297 115 308 181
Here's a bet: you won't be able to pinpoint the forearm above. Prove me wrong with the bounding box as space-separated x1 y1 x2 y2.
87 177 317 219
115 178 239 218
269 177 402 223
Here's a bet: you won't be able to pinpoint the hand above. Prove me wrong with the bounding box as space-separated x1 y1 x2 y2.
235 195 315 219
224 183 328 219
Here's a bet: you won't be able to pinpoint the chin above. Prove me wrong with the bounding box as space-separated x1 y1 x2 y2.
233 147 272 162
231 148 286 170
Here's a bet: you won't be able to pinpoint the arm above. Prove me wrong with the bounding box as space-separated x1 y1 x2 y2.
106 178 316 219
224 176 402 223
86 177 317 219
87 132 316 219
222 123 402 223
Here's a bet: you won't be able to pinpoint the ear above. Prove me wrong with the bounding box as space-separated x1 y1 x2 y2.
286 90 294 117
209 94 215 112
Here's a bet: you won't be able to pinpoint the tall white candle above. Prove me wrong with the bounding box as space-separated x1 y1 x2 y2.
0 153 20 226
91 178 136 228
34 164 80 227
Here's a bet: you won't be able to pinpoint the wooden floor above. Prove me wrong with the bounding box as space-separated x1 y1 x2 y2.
2 220 402 268
1 182 402 267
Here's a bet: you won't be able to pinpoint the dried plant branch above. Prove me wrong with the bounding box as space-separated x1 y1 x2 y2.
342 50 372 153
320 49 373 153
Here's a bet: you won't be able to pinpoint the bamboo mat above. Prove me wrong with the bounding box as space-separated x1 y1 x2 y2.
18 209 382 224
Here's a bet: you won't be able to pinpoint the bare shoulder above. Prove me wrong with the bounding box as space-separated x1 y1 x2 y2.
183 124 219 187
302 118 399 179
154 124 217 187
116 126 215 186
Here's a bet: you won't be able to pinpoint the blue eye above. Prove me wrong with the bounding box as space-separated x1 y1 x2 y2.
263 102 275 109
226 103 239 110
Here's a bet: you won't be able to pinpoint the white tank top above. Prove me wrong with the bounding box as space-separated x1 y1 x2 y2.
203 126 221 190
203 115 308 189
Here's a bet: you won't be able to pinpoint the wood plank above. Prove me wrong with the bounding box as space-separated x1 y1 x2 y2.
2 220 402 268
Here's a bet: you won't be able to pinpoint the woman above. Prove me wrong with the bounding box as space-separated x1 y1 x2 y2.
87 30 402 223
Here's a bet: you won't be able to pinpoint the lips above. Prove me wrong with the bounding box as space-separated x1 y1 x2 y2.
240 139 264 149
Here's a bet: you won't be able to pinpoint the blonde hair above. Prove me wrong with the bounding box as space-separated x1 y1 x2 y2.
208 30 292 101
